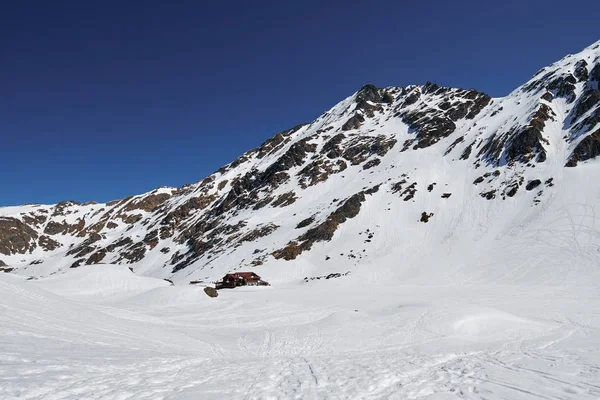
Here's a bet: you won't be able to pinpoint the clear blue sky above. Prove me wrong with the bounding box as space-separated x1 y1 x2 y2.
2 0 599 206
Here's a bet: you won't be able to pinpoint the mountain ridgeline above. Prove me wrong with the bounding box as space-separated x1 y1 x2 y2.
2 40 600 283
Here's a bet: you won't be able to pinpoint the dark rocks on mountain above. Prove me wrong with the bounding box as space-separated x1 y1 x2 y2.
143 230 159 249
52 200 80 217
271 192 297 207
22 214 47 227
252 195 274 210
591 63 600 82
460 142 474 160
402 89 421 106
477 133 508 165
342 135 397 165
218 180 228 191
473 176 484 185
444 136 464 156
362 158 381 170
300 192 366 243
541 92 554 102
422 82 440 94
261 138 318 181
391 180 407 194
505 104 555 164
163 194 217 227
120 242 147 263
446 102 470 121
321 133 346 158
547 74 577 103
295 216 315 229
480 190 497 200
272 241 304 261
420 212 434 223
275 189 372 260
465 93 492 119
122 193 171 213
427 183 435 192
44 219 85 236
571 89 600 128
402 111 456 149
0 260 6 267
526 180 542 191
204 286 218 298
381 91 395 103
118 213 143 225
70 259 84 268
441 193 452 198
298 159 346 188
255 133 287 159
160 247 170 254
66 233 101 258
357 84 382 103
86 250 106 265
105 237 133 252
565 129 600 167
250 258 264 266
364 184 380 195
401 183 417 201
238 224 279 244
0 217 38 255
507 126 546 163
574 60 589 82
342 113 365 131
38 235 61 251
506 185 519 197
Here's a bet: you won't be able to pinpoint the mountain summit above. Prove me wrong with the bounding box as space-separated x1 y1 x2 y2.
3 40 600 285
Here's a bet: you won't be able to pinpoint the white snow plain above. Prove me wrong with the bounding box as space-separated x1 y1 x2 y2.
1 263 599 399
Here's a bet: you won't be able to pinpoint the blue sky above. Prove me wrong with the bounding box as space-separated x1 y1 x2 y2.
2 0 599 206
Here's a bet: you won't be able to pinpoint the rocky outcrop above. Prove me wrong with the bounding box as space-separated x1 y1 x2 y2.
0 218 38 255
273 187 377 260
566 130 600 167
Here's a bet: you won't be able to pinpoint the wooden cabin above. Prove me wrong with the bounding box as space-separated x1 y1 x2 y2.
216 272 267 289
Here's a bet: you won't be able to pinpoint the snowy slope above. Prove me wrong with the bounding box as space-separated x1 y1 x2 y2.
1 264 599 399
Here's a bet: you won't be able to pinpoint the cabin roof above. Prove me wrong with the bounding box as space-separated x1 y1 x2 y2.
223 272 260 280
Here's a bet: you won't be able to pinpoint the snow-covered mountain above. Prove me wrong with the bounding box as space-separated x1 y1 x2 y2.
3 39 600 286
3 40 600 400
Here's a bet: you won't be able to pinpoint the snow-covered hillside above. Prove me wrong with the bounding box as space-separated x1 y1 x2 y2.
2 40 600 399
3 41 600 285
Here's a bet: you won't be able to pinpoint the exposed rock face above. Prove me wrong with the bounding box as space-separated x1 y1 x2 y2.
397 85 491 150
0 218 38 255
566 130 600 167
273 187 376 260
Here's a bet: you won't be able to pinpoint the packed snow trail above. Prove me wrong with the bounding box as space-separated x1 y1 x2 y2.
1 267 599 399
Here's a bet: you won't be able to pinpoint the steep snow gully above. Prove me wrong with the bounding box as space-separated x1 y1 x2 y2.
2 41 600 399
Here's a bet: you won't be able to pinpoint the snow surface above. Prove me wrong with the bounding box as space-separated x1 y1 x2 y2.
1 263 599 399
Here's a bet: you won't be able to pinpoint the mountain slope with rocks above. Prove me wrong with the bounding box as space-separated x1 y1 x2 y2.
3 40 600 286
